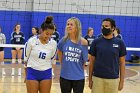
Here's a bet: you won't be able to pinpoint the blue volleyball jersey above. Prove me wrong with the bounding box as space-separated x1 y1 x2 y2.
11 31 25 44
89 37 127 79
57 38 88 80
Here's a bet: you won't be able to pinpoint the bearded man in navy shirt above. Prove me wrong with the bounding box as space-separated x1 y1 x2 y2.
89 18 126 93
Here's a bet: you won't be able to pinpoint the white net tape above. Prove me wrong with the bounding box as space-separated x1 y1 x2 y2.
0 44 140 51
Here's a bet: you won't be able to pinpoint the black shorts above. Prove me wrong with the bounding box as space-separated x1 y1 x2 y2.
0 47 4 51
12 48 23 50
60 77 85 93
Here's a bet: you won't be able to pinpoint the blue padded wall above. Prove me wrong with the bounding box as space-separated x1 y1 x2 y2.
0 10 140 60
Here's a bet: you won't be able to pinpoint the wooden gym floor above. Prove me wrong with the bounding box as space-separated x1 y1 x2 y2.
0 62 140 93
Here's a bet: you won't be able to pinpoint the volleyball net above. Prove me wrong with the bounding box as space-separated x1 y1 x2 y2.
0 44 140 51
0 44 140 61
0 44 139 76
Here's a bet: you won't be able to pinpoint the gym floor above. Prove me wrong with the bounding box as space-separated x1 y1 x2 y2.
0 62 140 93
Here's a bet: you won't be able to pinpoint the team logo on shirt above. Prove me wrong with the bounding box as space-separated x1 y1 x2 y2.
113 44 119 48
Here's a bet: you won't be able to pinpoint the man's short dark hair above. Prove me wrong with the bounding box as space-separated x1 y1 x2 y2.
102 18 116 28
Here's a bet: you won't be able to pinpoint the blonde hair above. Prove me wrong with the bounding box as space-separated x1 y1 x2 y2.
63 17 82 42
87 27 94 34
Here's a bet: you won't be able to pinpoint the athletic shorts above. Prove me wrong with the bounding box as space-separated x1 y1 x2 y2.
12 48 23 50
0 47 4 51
26 67 52 81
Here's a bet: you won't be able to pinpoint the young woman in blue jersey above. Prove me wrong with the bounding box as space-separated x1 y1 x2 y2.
24 16 57 93
89 18 126 93
57 17 88 93
84 27 96 77
11 23 25 76
0 26 6 75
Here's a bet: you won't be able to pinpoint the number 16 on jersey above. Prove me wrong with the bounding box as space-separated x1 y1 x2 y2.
39 52 46 59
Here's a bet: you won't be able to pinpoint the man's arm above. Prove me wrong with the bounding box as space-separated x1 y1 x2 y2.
118 56 126 91
89 55 95 89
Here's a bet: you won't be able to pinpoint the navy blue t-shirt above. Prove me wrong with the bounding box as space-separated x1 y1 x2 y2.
89 37 126 79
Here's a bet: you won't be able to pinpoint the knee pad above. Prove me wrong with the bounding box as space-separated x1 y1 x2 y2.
12 59 16 63
18 59 22 64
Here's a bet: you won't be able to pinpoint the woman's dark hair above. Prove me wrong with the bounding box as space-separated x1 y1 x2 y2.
54 24 57 31
32 26 39 34
115 27 120 34
41 16 54 31
14 23 20 31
